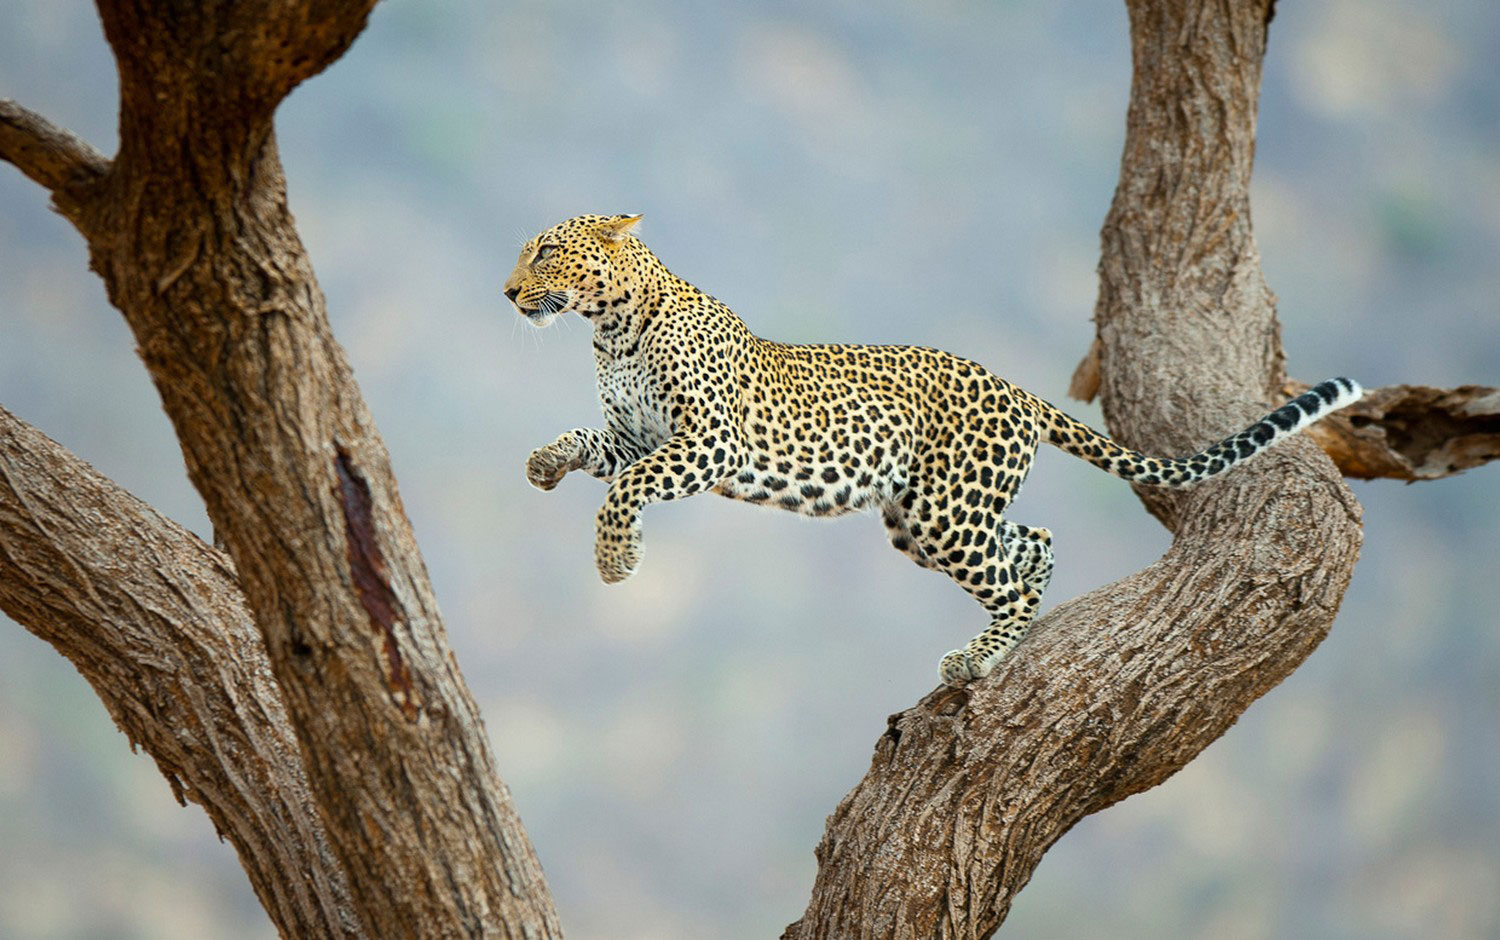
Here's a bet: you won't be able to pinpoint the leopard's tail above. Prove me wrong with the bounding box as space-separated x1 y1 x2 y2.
1032 377 1363 488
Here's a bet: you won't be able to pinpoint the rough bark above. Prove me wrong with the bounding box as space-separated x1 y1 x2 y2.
1 1 559 936
0 100 108 221
1289 381 1500 481
785 0 1362 936
0 406 359 939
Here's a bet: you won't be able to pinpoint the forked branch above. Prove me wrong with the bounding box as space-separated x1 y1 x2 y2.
1 0 564 934
788 0 1364 935
785 440 1359 939
92 0 380 113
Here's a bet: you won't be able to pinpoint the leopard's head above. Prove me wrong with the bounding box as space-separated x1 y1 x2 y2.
504 214 645 327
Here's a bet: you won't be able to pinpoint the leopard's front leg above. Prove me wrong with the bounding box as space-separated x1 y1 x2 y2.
526 427 646 490
595 433 743 583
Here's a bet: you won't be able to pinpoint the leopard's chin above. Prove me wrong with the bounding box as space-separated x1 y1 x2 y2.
516 306 559 328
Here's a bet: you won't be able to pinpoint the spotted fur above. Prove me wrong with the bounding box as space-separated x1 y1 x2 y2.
506 214 1363 685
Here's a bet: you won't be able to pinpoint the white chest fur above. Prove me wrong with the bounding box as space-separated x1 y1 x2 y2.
596 353 674 450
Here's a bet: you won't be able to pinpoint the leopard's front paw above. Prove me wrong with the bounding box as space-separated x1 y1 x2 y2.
938 649 987 687
595 511 642 584
526 434 583 491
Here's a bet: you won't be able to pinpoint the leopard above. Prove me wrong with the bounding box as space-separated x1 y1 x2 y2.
504 213 1363 686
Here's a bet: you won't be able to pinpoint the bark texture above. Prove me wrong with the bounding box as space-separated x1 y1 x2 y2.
1 1 559 937
0 407 359 939
0 100 108 220
785 0 1362 936
1290 381 1500 481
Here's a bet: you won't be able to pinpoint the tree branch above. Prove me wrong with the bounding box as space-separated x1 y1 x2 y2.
257 0 382 97
785 443 1359 939
0 99 108 223
1288 381 1500 481
93 0 380 118
1075 345 1499 484
0 405 361 939
788 0 1360 935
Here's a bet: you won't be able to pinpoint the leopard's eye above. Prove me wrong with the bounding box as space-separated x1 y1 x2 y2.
535 244 558 263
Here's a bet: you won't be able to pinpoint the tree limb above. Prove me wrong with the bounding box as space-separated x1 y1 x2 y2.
1074 347 1499 484
257 0 382 97
0 405 361 939
93 0 380 118
787 0 1361 935
1289 381 1500 481
785 445 1359 939
0 99 108 223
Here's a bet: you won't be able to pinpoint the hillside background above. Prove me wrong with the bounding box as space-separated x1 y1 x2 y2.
2 1 1497 937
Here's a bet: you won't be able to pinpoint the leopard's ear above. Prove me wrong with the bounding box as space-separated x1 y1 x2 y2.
598 213 643 246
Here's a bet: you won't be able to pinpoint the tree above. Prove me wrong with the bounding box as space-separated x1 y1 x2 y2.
1 0 1494 937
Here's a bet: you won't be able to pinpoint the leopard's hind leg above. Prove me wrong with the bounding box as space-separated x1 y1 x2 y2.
889 487 1051 685
1001 522 1053 598
882 504 934 569
932 521 1054 685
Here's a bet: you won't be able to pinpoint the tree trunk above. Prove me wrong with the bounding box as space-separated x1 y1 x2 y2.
2 1 558 936
784 0 1363 936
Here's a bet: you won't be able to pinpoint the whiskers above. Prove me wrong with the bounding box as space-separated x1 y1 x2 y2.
538 290 569 316
507 310 545 350
507 309 530 348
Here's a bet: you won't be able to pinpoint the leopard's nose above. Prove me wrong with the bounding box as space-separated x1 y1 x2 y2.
504 286 520 303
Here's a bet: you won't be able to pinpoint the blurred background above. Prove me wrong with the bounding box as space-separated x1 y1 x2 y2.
2 1 1497 937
